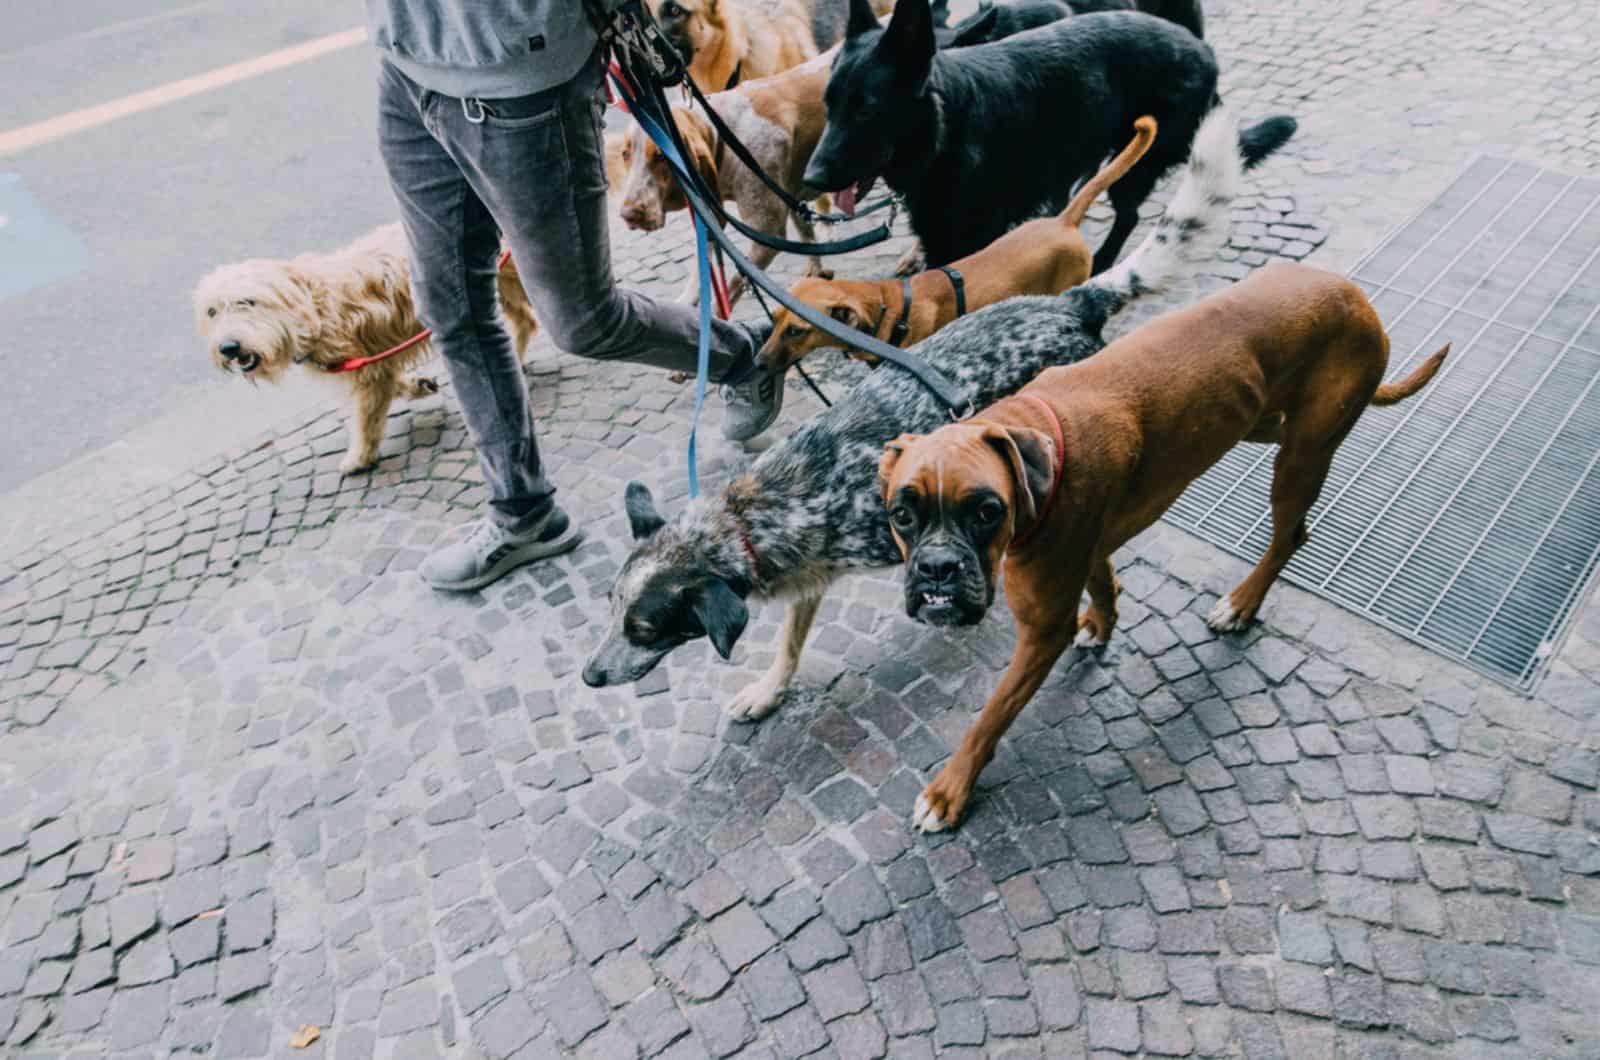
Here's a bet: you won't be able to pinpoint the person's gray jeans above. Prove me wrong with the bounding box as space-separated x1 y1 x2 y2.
377 51 758 529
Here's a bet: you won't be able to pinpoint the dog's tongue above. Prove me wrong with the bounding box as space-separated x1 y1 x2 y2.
836 184 857 218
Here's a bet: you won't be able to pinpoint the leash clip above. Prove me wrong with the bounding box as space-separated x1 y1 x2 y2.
462 98 487 124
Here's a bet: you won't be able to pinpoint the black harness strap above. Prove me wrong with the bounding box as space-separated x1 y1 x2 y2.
939 265 967 317
886 277 914 347
722 61 742 91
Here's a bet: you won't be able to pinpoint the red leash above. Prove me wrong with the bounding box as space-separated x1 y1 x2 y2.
331 249 513 373
1007 393 1066 552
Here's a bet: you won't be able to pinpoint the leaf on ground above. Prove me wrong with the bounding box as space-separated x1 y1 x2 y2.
290 1025 321 1049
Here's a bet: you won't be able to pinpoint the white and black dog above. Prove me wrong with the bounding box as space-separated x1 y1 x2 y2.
583 108 1260 718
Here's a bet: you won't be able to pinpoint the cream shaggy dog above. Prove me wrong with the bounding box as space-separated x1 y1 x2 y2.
193 223 539 474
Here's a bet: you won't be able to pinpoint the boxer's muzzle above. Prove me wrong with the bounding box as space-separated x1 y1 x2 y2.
904 528 994 627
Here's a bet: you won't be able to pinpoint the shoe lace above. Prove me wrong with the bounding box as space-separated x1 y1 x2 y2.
464 519 505 554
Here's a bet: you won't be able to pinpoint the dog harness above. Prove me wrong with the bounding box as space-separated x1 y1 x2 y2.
1006 393 1066 553
328 249 513 373
938 266 967 317
881 277 915 347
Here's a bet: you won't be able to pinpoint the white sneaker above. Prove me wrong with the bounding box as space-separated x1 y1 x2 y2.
419 508 582 592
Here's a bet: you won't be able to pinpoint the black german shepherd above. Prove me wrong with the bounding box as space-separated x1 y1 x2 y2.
805 0 1289 271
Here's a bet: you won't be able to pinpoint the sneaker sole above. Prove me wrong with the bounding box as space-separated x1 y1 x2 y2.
422 527 585 592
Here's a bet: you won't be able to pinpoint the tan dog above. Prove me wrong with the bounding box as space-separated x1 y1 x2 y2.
878 261 1450 831
615 49 837 304
194 224 538 474
757 116 1157 373
650 0 893 94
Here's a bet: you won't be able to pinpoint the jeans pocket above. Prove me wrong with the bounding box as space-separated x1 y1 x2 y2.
482 106 559 131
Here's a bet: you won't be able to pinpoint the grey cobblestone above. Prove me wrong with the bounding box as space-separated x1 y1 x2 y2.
2 2 1600 1055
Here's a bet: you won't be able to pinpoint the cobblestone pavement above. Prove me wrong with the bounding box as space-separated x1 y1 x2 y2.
3 1 1600 1056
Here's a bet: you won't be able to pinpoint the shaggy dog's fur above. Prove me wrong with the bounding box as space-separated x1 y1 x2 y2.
193 223 538 474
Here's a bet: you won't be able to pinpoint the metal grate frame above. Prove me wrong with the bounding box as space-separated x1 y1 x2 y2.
1165 156 1600 691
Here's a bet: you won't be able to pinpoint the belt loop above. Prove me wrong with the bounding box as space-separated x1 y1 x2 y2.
462 97 487 124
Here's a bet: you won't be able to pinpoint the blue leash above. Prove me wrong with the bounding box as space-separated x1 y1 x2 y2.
615 81 717 498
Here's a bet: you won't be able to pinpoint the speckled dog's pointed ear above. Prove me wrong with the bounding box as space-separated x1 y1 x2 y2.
624 481 666 540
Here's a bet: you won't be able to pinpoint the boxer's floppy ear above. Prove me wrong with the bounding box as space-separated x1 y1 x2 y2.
694 578 748 659
624 482 666 540
847 0 880 36
878 433 920 502
983 426 1054 529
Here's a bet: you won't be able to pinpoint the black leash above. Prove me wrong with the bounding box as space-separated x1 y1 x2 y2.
939 265 967 317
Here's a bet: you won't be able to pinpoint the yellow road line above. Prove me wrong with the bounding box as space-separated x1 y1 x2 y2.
0 27 367 158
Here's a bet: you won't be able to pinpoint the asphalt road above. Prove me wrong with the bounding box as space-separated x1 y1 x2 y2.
1 1 394 493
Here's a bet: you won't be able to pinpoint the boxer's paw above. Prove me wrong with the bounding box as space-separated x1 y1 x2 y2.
726 676 785 722
1075 608 1115 648
912 766 973 833
1206 593 1255 632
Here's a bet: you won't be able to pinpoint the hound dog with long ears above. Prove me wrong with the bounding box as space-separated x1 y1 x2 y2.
194 224 538 474
649 0 893 94
878 262 1449 830
582 107 1260 716
804 0 1292 270
756 115 1157 374
615 49 838 306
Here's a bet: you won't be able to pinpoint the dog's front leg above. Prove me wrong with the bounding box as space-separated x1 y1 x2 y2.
791 211 825 280
725 587 825 721
340 377 397 474
914 562 1085 832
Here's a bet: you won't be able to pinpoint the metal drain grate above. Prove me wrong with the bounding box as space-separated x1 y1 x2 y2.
1166 156 1600 691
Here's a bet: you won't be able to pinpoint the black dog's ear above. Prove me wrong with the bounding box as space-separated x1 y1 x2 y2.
881 0 936 74
624 481 666 540
693 578 749 659
945 5 1000 48
847 0 879 36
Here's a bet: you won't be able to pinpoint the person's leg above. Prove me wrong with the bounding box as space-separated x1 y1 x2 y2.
377 61 579 591
439 54 783 440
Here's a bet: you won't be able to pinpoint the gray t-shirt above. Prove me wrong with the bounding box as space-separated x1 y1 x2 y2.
366 0 610 99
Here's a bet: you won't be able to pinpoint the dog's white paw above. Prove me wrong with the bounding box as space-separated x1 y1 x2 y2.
912 792 952 833
726 679 785 722
339 452 376 476
1206 596 1249 633
1075 625 1111 649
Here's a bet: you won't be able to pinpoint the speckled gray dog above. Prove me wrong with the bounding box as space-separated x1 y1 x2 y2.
583 109 1251 721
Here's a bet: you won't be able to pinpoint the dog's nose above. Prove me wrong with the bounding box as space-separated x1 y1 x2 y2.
581 663 606 688
218 340 242 360
915 552 962 584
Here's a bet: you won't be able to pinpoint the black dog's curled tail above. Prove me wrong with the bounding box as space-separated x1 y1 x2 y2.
1238 115 1297 170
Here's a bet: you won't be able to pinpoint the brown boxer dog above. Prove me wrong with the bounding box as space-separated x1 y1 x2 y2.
878 260 1449 831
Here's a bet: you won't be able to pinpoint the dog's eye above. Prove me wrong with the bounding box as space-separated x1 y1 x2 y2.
784 325 806 340
206 307 217 318
661 1 682 16
627 619 657 642
977 499 1005 525
890 506 916 533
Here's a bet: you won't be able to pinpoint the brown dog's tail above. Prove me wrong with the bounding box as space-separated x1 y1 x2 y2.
1371 344 1450 406
1059 116 1159 229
